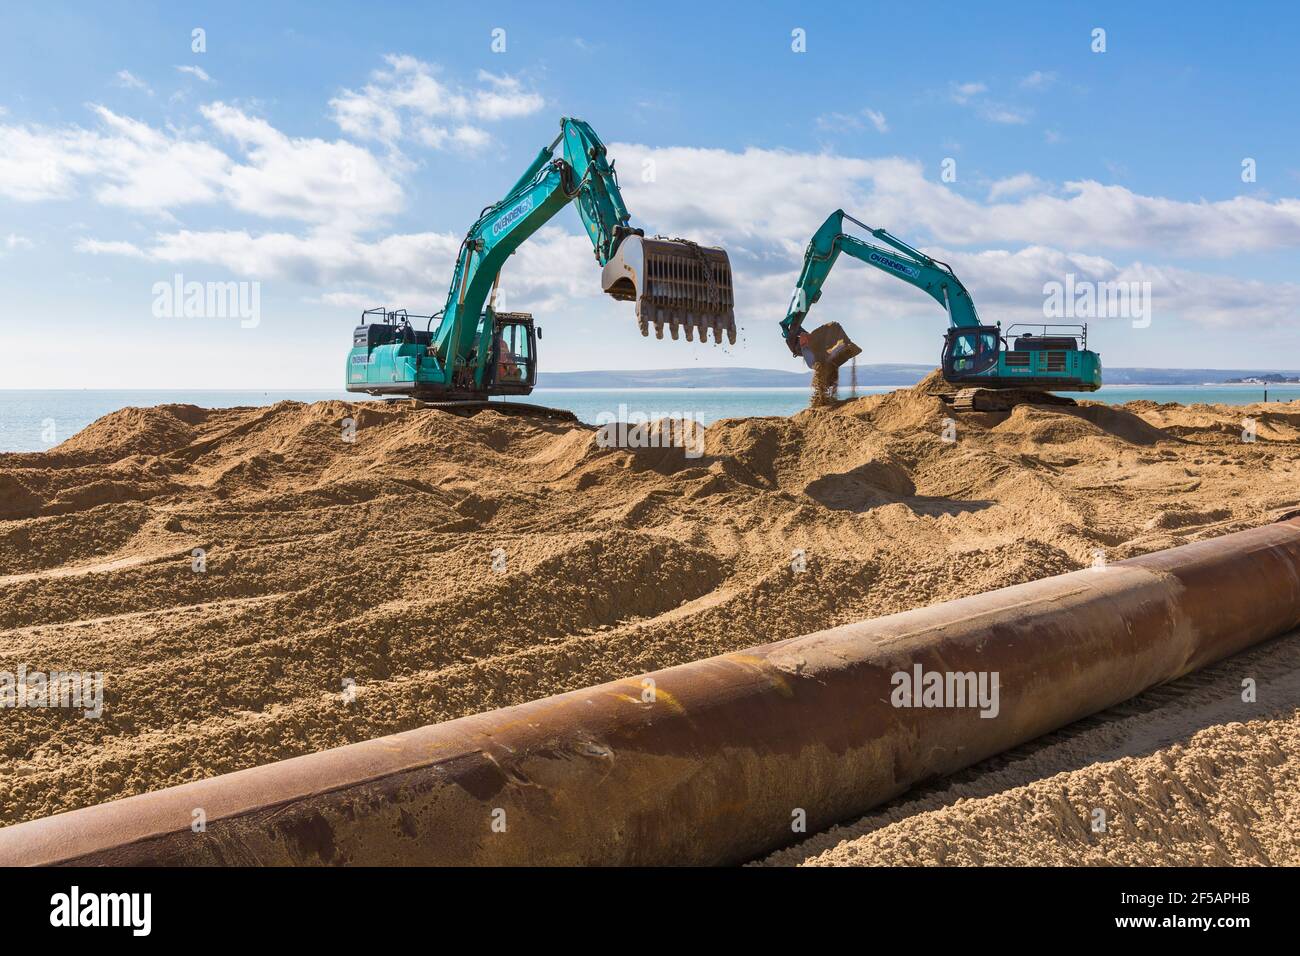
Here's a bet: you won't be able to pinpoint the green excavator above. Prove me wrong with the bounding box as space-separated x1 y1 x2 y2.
347 117 735 402
780 210 1102 411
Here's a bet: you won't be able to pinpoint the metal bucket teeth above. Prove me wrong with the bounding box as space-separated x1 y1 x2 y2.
601 235 737 347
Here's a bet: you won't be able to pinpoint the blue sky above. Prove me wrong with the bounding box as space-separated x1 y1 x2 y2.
2 0 1298 387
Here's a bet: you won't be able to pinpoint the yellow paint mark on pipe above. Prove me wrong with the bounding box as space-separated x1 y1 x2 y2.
605 680 686 714
727 652 795 696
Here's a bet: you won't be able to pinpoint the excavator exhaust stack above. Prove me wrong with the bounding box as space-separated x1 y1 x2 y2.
602 235 737 345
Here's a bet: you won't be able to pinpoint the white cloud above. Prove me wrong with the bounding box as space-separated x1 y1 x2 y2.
949 81 1030 125
737 239 1300 332
816 108 888 134
419 124 491 151
978 103 1031 125
0 58 522 228
1020 71 1056 90
317 291 377 311
0 103 401 227
473 70 546 120
609 144 876 258
987 173 1046 201
329 55 543 149
91 107 232 209
950 81 987 104
201 102 402 226
74 225 595 313
75 238 147 257
899 245 1300 330
58 117 1300 336
455 126 491 149
114 70 152 95
176 65 213 82
609 145 1300 258
595 142 1300 330
332 88 401 143
80 228 450 287
0 106 229 206
2 233 33 253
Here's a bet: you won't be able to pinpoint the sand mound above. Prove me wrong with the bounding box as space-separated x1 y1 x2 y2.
2 386 1299 843
911 367 953 396
993 403 1168 447
54 404 210 462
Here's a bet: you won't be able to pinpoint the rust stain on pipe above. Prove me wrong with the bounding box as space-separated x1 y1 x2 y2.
3 519 1299 867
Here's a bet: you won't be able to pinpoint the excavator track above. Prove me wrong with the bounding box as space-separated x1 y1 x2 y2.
402 399 579 422
944 387 1079 413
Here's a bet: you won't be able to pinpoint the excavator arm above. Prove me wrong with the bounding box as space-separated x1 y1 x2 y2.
779 209 980 360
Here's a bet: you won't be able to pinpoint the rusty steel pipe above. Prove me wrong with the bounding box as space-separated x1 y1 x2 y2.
3 519 1299 866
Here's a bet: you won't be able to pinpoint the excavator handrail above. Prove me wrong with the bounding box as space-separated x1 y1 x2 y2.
1006 321 1089 349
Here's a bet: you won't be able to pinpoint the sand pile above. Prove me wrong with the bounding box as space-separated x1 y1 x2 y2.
2 385 1299 848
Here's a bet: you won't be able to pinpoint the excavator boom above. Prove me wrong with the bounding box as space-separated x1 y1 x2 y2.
780 210 980 352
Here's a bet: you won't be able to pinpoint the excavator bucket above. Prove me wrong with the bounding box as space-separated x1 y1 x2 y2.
602 236 737 344
802 321 862 370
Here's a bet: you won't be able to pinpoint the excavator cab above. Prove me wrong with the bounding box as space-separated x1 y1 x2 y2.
486 312 537 394
942 326 1003 381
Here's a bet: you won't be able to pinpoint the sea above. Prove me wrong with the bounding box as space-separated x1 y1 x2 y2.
2 385 1298 454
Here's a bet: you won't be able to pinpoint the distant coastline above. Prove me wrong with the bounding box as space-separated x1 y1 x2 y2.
1224 374 1300 384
